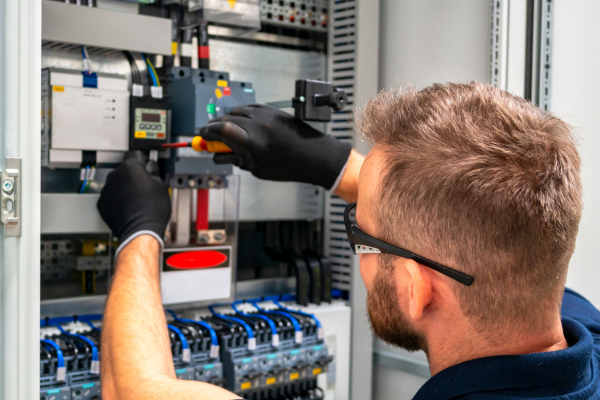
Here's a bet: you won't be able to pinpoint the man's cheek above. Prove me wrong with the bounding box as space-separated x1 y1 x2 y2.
359 254 378 291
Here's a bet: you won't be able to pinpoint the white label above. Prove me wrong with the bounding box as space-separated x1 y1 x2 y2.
182 348 191 363
91 360 100 374
295 331 303 344
180 43 194 58
355 245 382 254
151 86 163 99
132 84 144 97
248 337 256 351
210 344 219 359
272 334 280 347
57 366 66 382
89 167 96 181
80 168 86 181
318 328 324 340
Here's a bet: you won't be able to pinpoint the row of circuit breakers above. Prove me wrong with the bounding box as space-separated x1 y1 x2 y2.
40 299 333 400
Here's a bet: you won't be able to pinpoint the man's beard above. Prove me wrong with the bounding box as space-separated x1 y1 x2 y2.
367 254 427 352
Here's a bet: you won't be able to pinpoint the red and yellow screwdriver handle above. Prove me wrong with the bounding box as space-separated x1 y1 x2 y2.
162 136 232 153
190 136 232 153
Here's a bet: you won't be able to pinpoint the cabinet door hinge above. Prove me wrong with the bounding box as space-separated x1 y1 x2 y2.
1 158 21 237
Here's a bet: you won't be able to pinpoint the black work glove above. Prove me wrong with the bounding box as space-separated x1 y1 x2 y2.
199 104 352 190
97 151 171 255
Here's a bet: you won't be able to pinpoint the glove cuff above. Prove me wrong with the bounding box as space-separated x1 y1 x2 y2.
115 230 165 260
313 138 353 190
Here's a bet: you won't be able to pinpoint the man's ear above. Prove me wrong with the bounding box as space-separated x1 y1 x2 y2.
404 259 433 320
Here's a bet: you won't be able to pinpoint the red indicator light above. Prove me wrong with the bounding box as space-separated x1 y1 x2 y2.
301 18 306 24
279 14 284 21
289 16 295 22
311 20 317 26
166 250 227 270
223 87 231 96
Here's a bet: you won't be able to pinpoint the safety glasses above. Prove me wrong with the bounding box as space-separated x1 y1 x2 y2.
343 202 474 286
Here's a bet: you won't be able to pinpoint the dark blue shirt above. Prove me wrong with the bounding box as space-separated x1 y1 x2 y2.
414 288 600 399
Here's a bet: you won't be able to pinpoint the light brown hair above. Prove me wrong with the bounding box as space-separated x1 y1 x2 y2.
356 82 582 338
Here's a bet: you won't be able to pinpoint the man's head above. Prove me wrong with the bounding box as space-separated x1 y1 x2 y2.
355 82 582 350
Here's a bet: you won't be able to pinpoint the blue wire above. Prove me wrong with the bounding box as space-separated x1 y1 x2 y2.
232 301 278 341
251 301 302 333
167 325 190 358
273 300 323 329
79 314 103 330
79 166 90 194
141 53 157 87
41 339 65 369
208 305 255 340
53 325 99 365
165 310 219 356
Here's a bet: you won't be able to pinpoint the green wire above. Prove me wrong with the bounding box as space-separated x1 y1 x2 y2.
146 57 161 87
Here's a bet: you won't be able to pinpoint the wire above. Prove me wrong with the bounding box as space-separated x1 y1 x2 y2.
54 324 100 374
232 301 279 347
122 51 141 85
251 301 303 344
79 166 90 194
41 339 66 381
273 300 324 339
142 53 160 87
168 324 191 363
81 46 93 73
166 310 220 359
208 305 256 351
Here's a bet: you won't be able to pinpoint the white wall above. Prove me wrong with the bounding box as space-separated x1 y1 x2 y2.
379 0 491 91
375 1 491 399
552 1 600 307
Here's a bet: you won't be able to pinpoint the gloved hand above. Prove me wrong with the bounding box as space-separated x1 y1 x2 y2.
199 104 353 190
97 151 171 256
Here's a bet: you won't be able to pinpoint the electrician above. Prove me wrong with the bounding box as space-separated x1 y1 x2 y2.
97 82 600 400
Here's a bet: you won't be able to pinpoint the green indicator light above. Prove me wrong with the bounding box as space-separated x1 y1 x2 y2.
207 104 216 114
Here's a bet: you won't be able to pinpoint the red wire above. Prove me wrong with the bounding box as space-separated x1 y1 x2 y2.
161 142 190 148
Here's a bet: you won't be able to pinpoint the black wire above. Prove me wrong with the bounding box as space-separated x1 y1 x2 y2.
122 51 141 85
524 0 535 102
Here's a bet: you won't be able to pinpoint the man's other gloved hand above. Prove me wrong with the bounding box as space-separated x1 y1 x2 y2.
199 104 352 190
97 151 171 255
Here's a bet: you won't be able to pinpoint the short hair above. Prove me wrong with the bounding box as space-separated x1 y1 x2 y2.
356 82 582 339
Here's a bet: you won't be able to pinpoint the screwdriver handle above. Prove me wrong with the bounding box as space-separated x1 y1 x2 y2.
191 136 232 153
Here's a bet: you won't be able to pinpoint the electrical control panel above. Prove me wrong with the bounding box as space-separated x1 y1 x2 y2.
42 68 130 168
37 1 348 398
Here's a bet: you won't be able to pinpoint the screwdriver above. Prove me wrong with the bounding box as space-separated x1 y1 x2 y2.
161 136 232 153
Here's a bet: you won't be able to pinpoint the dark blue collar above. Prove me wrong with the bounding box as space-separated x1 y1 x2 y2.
414 318 595 400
